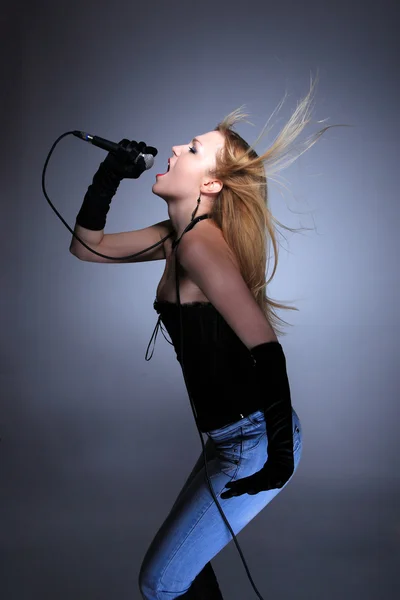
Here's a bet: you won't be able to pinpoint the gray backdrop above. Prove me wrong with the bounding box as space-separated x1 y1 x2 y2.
2 0 398 598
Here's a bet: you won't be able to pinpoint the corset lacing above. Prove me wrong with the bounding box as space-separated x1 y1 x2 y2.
145 314 174 361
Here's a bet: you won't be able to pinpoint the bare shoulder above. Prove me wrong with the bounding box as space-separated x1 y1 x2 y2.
185 218 224 245
177 219 239 268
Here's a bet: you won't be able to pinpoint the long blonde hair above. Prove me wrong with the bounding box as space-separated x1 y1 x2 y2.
209 72 348 337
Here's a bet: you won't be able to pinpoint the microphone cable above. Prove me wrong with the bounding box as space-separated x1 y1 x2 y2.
41 131 266 599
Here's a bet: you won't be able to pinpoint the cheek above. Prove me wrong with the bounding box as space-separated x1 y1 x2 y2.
176 163 201 182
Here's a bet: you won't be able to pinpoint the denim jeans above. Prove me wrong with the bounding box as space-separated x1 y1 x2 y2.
139 407 303 599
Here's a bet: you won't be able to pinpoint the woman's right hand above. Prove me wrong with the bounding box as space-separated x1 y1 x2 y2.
103 138 158 179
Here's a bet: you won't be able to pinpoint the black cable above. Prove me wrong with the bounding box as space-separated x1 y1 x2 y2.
42 132 265 599
42 131 174 261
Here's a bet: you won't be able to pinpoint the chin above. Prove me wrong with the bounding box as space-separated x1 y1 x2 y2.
151 186 166 201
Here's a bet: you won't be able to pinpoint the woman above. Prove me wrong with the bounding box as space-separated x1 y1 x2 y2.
70 75 336 599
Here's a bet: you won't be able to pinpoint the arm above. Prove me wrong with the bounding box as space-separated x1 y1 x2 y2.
69 138 163 262
69 223 105 255
177 230 294 496
70 219 173 263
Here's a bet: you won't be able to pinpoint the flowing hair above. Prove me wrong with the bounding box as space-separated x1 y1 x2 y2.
209 71 349 337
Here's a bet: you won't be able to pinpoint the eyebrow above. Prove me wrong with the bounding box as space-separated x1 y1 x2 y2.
192 137 203 146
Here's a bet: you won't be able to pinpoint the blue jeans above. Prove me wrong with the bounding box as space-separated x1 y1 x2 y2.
139 407 303 599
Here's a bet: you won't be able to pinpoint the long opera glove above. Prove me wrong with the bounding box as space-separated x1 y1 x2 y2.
221 342 294 499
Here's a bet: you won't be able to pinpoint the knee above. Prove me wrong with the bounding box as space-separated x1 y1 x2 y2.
139 567 191 600
138 576 155 600
138 565 169 600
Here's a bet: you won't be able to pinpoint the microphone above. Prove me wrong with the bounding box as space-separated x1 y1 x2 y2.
72 130 155 170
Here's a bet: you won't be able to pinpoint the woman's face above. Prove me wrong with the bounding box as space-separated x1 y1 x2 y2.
152 130 225 203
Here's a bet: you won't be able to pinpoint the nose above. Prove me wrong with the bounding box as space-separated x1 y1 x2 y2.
171 145 180 156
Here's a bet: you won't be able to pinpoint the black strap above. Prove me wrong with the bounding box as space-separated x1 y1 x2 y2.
171 214 212 250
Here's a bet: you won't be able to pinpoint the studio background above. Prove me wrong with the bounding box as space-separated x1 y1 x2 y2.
1 0 398 598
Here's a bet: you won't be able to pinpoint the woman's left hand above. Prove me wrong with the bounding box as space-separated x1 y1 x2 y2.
220 460 293 499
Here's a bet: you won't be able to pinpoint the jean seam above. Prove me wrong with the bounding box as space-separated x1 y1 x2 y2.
158 462 240 593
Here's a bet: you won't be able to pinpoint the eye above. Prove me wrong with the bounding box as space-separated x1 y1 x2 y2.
189 145 197 154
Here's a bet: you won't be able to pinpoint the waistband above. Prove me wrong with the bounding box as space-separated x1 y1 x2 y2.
205 406 300 437
197 403 265 433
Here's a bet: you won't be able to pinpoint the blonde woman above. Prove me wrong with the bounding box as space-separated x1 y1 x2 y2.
70 74 339 599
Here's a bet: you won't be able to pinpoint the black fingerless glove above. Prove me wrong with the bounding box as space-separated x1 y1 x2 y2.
75 139 157 231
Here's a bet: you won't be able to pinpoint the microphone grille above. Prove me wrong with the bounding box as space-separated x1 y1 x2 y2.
135 152 154 170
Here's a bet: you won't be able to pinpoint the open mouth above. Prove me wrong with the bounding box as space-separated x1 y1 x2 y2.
156 163 170 177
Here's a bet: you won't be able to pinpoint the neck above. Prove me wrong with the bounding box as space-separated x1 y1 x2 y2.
168 194 207 239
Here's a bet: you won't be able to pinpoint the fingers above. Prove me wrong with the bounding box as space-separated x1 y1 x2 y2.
145 145 158 157
135 141 158 156
116 139 158 158
221 489 242 499
221 482 242 499
221 486 259 499
117 139 132 149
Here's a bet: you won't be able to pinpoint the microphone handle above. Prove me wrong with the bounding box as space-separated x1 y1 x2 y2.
91 135 120 153
73 131 118 153
72 130 149 166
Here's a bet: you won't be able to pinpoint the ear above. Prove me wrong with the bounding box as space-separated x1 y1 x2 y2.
200 179 223 194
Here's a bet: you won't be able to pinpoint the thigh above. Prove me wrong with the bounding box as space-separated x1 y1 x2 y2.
166 436 217 516
139 409 303 598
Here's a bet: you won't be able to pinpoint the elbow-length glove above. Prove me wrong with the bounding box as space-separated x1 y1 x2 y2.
75 139 157 231
221 341 294 499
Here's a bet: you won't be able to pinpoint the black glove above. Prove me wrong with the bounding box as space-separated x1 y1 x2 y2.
75 139 158 231
221 341 294 499
103 138 158 180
